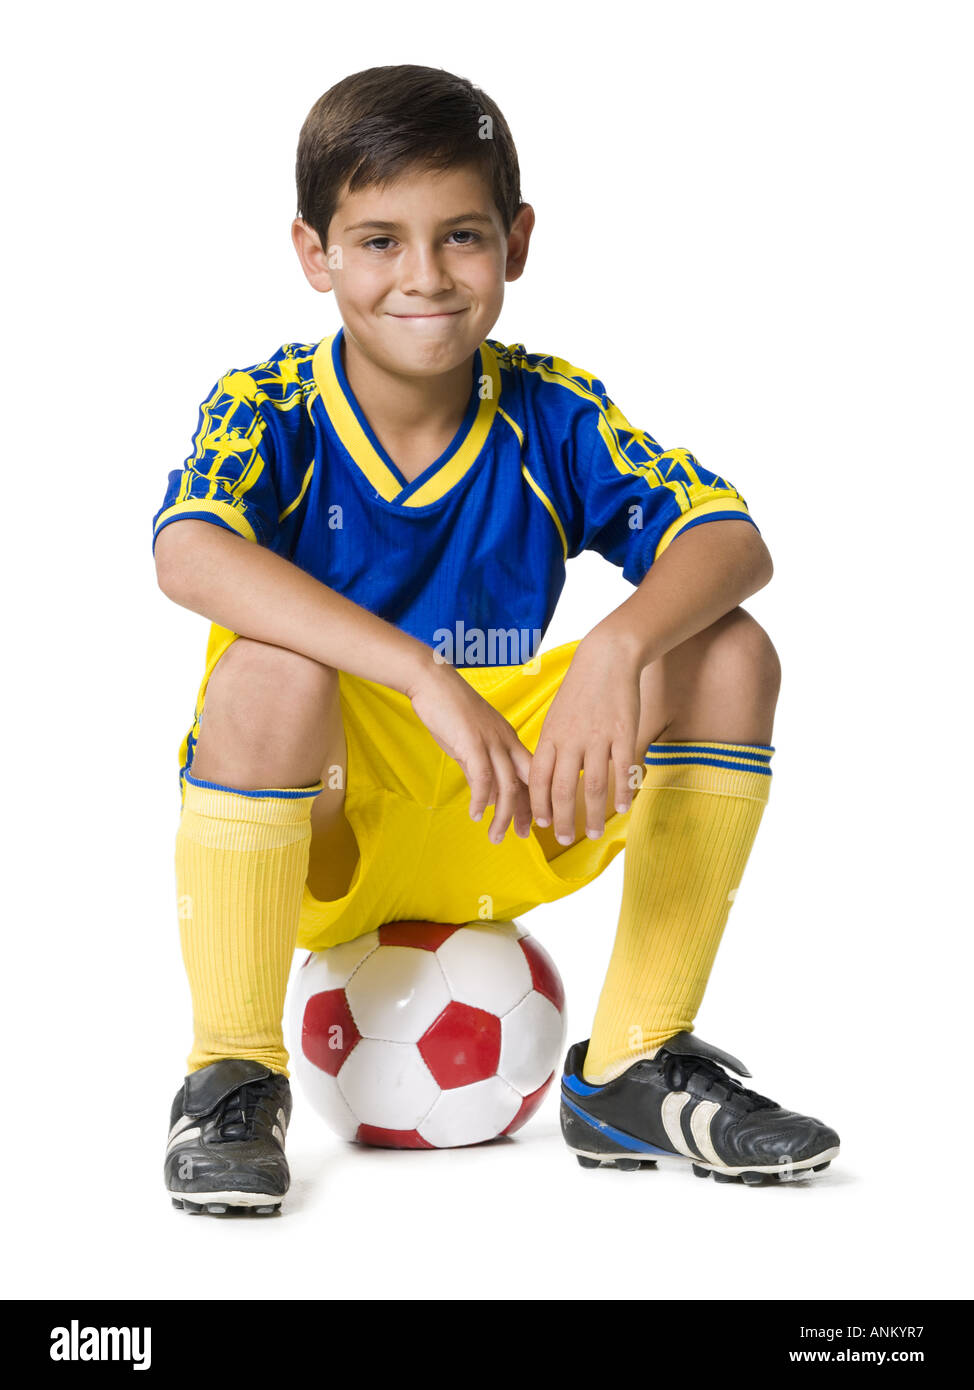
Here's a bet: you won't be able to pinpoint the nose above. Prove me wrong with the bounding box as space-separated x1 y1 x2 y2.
398 242 455 298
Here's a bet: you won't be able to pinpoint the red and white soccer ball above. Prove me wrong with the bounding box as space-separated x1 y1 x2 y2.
288 919 566 1148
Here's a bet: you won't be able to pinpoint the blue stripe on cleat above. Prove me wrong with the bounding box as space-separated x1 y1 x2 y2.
562 1072 607 1098
561 1095 675 1157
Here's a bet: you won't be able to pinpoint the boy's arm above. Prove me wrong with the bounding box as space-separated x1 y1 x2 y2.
154 519 439 696
591 517 773 668
528 519 774 840
155 521 537 839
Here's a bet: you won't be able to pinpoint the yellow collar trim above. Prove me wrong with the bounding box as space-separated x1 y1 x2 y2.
311 334 500 506
312 335 400 501
405 341 500 507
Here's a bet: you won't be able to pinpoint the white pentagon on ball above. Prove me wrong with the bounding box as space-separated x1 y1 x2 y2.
346 945 451 1042
300 930 379 992
338 1037 441 1130
435 923 532 1014
499 992 566 1094
418 1076 522 1148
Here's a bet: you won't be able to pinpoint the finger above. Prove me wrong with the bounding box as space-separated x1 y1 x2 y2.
506 735 535 838
611 738 638 815
486 745 523 845
550 749 583 846
510 769 534 838
528 739 557 827
464 743 496 822
582 745 610 840
506 734 534 788
514 783 534 838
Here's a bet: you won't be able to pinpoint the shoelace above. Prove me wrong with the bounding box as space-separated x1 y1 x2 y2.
212 1080 277 1143
660 1052 777 1112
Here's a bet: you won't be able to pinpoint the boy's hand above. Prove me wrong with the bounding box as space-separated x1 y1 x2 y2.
408 662 535 844
529 630 643 845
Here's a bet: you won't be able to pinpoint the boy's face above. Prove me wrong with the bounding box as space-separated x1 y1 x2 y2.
292 163 534 378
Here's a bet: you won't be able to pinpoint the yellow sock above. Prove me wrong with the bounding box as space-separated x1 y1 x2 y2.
175 773 322 1077
582 741 773 1084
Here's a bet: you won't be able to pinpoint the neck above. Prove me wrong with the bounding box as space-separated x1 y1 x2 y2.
341 332 475 439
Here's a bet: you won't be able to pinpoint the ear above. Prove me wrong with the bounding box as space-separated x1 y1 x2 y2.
292 217 335 294
504 203 536 283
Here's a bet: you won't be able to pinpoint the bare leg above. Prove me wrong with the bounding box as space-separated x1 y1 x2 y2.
189 636 359 900
535 606 781 860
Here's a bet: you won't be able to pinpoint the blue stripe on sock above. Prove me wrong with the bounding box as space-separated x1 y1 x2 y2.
646 742 773 759
642 755 772 775
183 772 322 799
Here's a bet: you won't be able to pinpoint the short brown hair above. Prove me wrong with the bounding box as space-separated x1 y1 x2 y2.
295 65 523 248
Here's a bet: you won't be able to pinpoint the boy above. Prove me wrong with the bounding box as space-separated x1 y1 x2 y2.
155 64 839 1213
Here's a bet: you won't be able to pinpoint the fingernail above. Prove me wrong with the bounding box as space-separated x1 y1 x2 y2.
536 817 550 828
615 803 628 815
556 832 572 845
472 811 482 821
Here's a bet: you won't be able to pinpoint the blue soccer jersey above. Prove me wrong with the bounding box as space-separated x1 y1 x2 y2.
152 328 760 667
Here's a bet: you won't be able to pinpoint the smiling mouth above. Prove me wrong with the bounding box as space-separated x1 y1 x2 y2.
388 309 467 319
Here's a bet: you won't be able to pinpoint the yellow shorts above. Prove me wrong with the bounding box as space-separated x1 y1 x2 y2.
178 629 636 953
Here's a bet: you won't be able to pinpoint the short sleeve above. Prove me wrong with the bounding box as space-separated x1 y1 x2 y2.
152 369 283 552
569 391 760 585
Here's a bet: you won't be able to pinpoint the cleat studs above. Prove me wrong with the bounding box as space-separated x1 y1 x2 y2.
712 1172 740 1184
740 1171 766 1186
171 1195 282 1213
692 1164 712 1179
812 1161 831 1172
573 1153 653 1172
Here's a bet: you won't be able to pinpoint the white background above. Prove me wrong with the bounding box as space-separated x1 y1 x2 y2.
2 0 970 1302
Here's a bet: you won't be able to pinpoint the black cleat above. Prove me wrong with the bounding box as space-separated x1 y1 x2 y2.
165 1058 292 1214
561 1033 839 1186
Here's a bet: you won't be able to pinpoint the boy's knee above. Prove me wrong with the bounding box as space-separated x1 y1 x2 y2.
192 638 342 788
206 637 338 716
671 607 781 707
717 608 781 692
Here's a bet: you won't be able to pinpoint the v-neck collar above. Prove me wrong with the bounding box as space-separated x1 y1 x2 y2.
311 327 500 507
